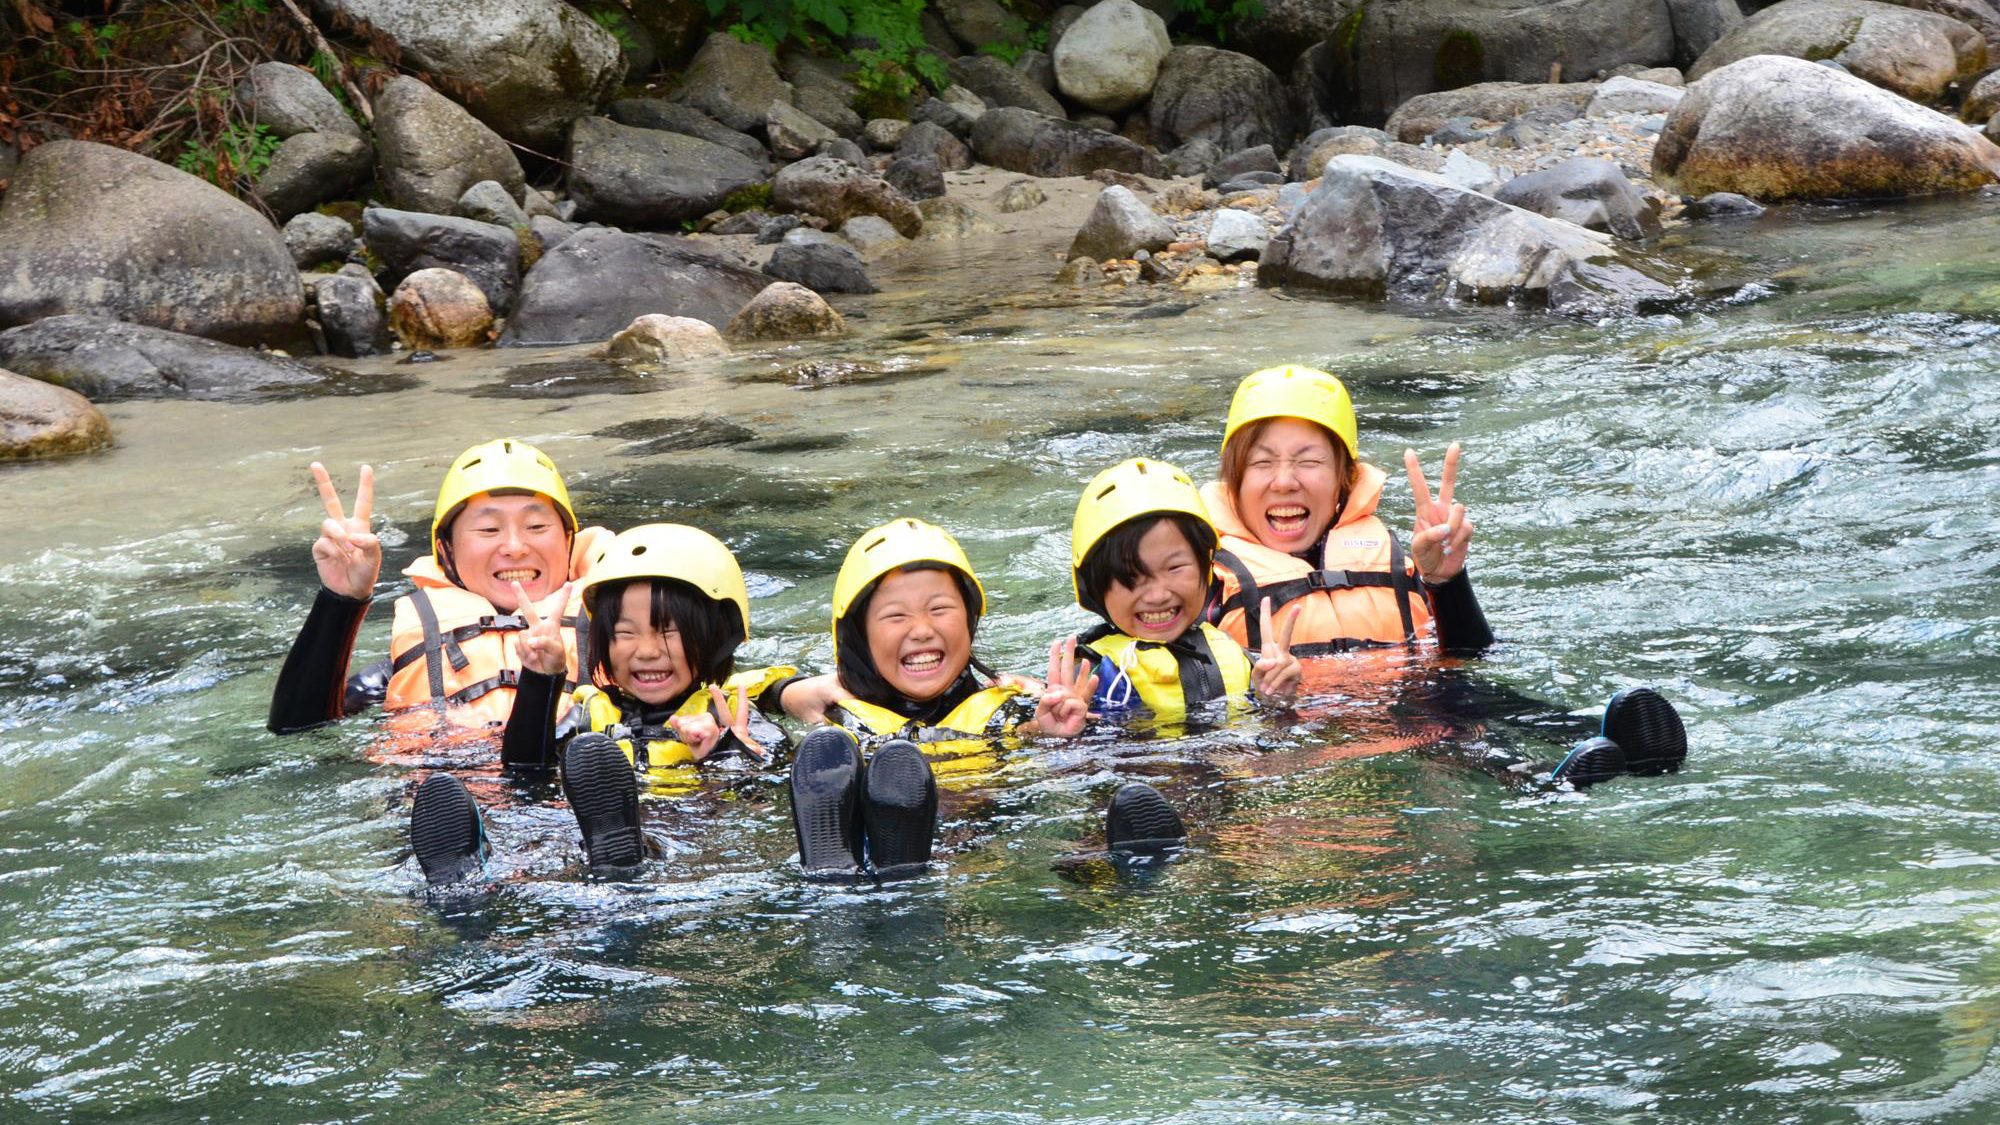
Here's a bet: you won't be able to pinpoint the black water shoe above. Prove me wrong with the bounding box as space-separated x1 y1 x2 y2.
410 772 485 885
861 738 937 882
561 733 643 876
791 727 865 880
1550 736 1627 790
1106 782 1187 856
1604 687 1687 776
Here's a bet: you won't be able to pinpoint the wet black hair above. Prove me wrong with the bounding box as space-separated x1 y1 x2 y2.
1075 513 1218 619
587 578 744 693
834 561 993 712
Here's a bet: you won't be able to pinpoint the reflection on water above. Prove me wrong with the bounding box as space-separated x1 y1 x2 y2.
4 196 2000 1123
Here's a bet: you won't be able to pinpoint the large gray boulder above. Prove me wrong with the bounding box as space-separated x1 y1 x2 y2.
772 155 923 238
315 0 621 148
498 228 770 345
780 53 865 138
948 55 1068 117
237 62 362 140
674 31 793 133
1068 185 1176 260
254 131 373 218
1147 46 1294 154
285 211 357 269
0 315 328 400
1384 81 1599 142
1665 0 1748 67
1689 0 1985 103
1052 0 1172 113
1257 155 1673 316
1238 0 1674 126
373 77 526 215
362 206 523 313
970 107 1163 177
767 100 840 161
1494 157 1662 240
937 0 1028 51
608 98 771 163
567 116 768 227
1655 53 2000 199
1899 0 2000 60
0 141 302 344
897 120 972 170
313 273 389 358
0 369 112 461
457 180 530 228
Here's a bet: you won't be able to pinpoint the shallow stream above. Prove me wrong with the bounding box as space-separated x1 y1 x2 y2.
5 196 2000 1124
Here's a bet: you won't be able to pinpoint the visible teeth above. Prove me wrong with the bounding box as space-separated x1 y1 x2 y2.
496 568 538 581
903 652 942 671
1138 609 1176 624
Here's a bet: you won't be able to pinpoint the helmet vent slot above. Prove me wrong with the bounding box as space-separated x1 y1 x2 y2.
631 545 648 556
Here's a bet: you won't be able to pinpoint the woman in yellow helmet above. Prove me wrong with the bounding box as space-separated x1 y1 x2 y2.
1204 365 1687 787
267 439 608 740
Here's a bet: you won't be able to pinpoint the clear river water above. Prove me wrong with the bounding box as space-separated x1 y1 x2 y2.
4 195 2000 1124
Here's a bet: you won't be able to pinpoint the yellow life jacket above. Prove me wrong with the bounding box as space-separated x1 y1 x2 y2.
382 527 611 730
831 683 1024 786
1076 622 1253 717
568 665 796 796
1200 467 1433 656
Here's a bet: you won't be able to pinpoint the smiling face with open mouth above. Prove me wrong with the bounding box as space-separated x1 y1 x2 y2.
864 567 972 703
1101 518 1208 642
607 581 693 705
445 491 571 611
1234 418 1343 555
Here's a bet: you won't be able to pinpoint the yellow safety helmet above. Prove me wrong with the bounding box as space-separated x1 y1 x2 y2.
579 523 750 635
1070 457 1212 608
1222 365 1359 461
831 518 986 655
431 438 577 561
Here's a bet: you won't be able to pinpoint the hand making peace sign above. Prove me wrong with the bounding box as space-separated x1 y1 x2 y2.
1404 442 1473 584
1030 636 1100 739
670 685 767 762
510 580 571 677
1252 596 1302 701
310 462 381 600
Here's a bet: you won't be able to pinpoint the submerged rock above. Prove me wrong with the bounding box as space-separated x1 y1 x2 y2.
0 315 328 400
603 314 730 360
1653 54 2000 200
0 368 113 461
725 281 847 340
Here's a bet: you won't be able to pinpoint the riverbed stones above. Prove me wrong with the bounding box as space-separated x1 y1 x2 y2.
238 62 361 141
768 100 840 161
1964 68 2000 121
917 196 1002 239
313 272 389 357
781 53 865 139
1204 144 1283 189
1286 126 1390 180
1257 155 1670 315
388 268 492 349
285 212 357 269
970 107 1161 177
1052 0 1171 113
864 118 912 151
1586 76 1686 116
603 314 730 361
1666 0 1747 67
1654 54 2000 199
998 178 1047 212
938 0 1026 51
457 180 530 228
362 206 522 313
765 236 877 294
1055 255 1106 285
1690 0 1986 104
725 281 846 340
0 369 112 460
1684 191 1767 218
1495 157 1661 241
1147 46 1293 154
499 228 769 344
897 121 972 171
374 77 526 216
567 116 768 228
1385 82 1600 143
676 32 795 133
0 141 303 344
0 315 326 400
321 0 621 148
1204 208 1268 262
608 99 771 163
885 154 947 201
1069 185 1176 261
253 131 373 219
772 155 923 238
840 215 908 257
949 55 1067 117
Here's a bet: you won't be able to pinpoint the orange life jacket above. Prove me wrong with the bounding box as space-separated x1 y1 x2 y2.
1201 465 1433 656
382 528 608 729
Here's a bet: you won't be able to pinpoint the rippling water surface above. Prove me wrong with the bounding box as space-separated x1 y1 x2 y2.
5 196 2000 1124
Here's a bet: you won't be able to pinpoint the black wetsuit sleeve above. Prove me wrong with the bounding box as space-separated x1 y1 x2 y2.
758 673 807 718
501 667 567 772
1425 571 1496 655
267 587 372 734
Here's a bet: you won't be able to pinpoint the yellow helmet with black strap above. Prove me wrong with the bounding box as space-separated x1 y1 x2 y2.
831 518 985 661
1070 457 1213 614
1223 365 1359 461
580 523 751 635
431 438 577 563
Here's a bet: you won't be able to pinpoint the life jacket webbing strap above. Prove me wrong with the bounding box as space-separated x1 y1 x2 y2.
389 616 529 674
566 614 590 684
443 667 521 706
1177 628 1227 705
411 588 449 717
1212 548 1265 650
1387 531 1416 646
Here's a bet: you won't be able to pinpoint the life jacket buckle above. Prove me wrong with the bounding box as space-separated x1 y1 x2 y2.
1304 570 1351 592
479 614 529 630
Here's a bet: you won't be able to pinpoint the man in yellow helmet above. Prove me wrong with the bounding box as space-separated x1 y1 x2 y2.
267 439 607 736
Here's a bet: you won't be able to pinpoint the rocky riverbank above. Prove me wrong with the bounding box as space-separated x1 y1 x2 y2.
8 0 2000 459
